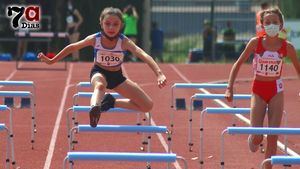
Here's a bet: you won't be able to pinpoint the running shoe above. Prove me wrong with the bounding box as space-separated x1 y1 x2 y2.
101 93 116 111
89 105 101 128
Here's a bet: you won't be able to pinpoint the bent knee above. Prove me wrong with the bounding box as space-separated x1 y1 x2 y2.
94 82 106 90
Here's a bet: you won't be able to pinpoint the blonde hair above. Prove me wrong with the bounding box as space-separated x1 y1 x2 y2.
260 7 284 25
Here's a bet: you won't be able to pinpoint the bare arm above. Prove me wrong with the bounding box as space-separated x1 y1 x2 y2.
123 38 166 88
132 7 139 19
39 34 95 64
225 37 257 102
286 42 300 79
73 9 83 29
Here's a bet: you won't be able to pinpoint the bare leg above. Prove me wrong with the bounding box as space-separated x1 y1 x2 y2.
90 73 107 106
264 92 284 169
250 93 267 145
113 79 153 112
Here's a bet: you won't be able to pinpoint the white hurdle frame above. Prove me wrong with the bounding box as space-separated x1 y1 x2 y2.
68 125 174 169
0 105 16 168
220 127 300 169
69 125 171 153
72 92 144 128
261 156 300 169
63 152 188 169
66 106 152 151
199 107 250 168
170 83 228 132
0 91 36 149
188 93 251 151
75 82 145 128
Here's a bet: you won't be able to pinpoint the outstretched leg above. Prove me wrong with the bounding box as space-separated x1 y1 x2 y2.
113 79 153 113
264 92 284 169
249 93 267 151
89 73 107 127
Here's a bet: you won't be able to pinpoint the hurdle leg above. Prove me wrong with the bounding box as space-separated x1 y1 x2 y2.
199 109 206 168
66 108 73 138
170 87 175 134
167 130 172 169
177 156 188 169
260 158 271 169
188 97 194 151
30 95 36 149
146 112 152 168
140 112 152 152
5 128 10 169
220 129 228 169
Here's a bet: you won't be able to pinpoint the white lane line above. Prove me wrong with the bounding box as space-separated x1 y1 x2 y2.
124 65 182 169
170 64 300 156
0 70 17 88
43 64 74 169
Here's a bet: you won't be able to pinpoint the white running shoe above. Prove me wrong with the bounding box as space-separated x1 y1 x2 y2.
248 135 259 152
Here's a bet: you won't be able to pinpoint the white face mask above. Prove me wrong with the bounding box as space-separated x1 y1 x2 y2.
264 24 280 37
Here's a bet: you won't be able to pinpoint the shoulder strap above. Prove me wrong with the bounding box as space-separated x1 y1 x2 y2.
278 40 287 57
255 37 264 53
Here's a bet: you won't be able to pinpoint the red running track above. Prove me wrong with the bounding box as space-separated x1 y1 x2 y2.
0 61 299 169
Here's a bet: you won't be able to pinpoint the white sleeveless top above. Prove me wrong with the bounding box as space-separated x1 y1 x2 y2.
94 32 126 67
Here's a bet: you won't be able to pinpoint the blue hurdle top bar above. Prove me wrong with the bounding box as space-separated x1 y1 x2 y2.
77 125 168 133
172 83 228 89
0 124 6 131
205 107 250 114
0 105 8 111
271 156 300 165
75 92 122 98
72 106 140 113
67 152 177 162
227 127 300 135
77 82 91 88
193 93 251 100
0 80 34 86
0 91 32 97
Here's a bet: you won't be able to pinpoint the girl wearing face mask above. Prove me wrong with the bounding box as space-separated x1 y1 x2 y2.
225 8 300 169
38 7 167 128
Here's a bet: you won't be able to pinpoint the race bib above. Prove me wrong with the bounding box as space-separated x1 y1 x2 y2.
96 50 123 67
255 57 283 77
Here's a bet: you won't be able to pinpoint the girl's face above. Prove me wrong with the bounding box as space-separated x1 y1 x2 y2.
262 13 281 27
101 15 122 37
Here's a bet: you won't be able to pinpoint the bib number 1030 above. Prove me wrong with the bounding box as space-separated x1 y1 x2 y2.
98 55 120 62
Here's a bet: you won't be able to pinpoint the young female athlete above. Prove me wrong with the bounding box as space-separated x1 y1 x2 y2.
225 8 300 169
38 7 167 127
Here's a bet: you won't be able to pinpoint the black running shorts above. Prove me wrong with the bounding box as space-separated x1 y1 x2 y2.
90 64 126 89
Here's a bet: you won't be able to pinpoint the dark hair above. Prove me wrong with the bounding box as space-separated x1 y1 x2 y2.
99 7 123 24
261 2 269 9
260 7 284 25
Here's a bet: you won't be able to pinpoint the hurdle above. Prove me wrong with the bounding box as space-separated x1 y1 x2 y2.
0 105 16 168
260 156 300 169
0 80 36 108
170 83 228 131
220 127 300 169
66 106 152 151
69 125 171 152
72 92 132 127
188 93 251 151
74 82 146 128
199 107 250 168
63 152 188 169
0 91 36 149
